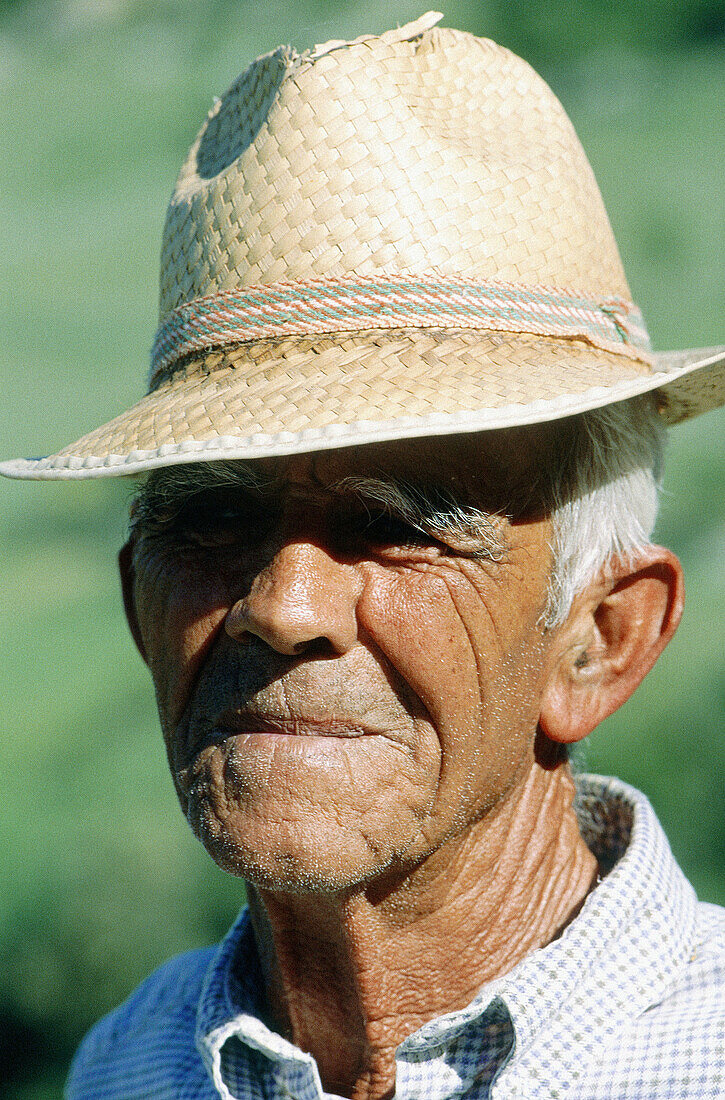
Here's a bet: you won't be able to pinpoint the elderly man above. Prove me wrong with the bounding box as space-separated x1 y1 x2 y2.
2 13 724 1100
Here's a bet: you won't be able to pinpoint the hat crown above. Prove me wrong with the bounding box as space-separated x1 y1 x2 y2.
159 24 629 321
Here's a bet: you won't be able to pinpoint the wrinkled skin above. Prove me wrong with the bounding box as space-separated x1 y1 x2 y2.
121 432 681 1099
127 435 556 892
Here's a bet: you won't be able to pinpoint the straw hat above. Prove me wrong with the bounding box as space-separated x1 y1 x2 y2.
2 12 723 480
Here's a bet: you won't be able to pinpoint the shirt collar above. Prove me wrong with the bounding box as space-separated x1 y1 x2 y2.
195 775 698 1100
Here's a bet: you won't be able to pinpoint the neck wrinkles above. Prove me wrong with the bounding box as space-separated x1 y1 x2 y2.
244 760 598 1100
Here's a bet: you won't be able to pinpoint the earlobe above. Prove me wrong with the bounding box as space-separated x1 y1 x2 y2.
119 539 149 664
539 546 684 744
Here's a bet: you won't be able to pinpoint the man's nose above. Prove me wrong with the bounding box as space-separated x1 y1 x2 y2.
224 541 361 656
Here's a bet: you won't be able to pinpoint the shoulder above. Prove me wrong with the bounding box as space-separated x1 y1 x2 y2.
576 901 725 1099
652 901 725 1030
65 946 217 1100
651 900 725 1038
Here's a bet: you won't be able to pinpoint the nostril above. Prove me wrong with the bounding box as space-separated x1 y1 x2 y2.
291 637 335 659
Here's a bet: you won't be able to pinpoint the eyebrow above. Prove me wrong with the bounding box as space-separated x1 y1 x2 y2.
132 461 509 561
328 476 508 561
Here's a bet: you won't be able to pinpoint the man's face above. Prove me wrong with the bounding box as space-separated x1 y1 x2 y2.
126 434 555 892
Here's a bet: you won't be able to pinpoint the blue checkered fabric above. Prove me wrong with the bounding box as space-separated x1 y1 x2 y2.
66 775 725 1099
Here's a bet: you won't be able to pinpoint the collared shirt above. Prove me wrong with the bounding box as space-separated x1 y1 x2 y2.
66 775 725 1099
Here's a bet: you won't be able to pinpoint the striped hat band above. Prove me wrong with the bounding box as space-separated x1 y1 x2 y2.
150 274 652 385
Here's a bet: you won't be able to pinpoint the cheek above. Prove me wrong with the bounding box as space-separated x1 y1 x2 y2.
133 550 231 734
357 568 484 732
356 565 548 815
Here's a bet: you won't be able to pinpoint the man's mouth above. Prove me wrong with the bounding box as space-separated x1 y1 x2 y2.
177 710 401 777
212 709 380 739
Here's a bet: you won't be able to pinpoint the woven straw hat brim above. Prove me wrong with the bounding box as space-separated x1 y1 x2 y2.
1 333 723 480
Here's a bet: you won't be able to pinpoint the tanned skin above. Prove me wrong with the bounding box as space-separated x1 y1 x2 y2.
120 433 682 1100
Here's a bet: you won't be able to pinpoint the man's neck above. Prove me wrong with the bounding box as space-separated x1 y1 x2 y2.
246 761 597 1100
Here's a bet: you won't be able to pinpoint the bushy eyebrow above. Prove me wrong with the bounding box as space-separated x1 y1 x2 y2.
330 476 508 562
128 461 265 533
130 461 508 562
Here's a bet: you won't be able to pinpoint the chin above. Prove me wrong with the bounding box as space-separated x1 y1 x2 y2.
176 732 437 892
185 795 418 895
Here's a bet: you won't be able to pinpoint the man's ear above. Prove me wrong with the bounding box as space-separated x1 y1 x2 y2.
539 546 684 744
119 539 149 665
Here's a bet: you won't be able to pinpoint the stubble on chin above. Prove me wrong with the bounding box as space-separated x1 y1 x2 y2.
174 722 444 892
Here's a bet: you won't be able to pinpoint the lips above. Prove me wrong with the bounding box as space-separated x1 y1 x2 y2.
213 709 381 739
177 638 426 767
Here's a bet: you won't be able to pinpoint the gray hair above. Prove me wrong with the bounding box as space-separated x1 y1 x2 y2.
130 393 665 630
542 394 665 627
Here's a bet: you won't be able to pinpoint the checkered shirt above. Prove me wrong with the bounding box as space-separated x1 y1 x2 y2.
66 775 725 1099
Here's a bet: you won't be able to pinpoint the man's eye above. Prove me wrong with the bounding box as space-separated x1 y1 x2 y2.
334 510 440 557
174 493 269 547
362 513 428 545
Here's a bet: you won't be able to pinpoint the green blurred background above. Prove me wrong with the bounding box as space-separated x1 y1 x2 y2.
1 1 723 1095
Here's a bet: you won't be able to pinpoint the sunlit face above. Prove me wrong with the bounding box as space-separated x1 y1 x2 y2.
126 434 555 892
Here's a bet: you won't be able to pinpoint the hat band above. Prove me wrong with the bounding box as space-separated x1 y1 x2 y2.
150 275 652 385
